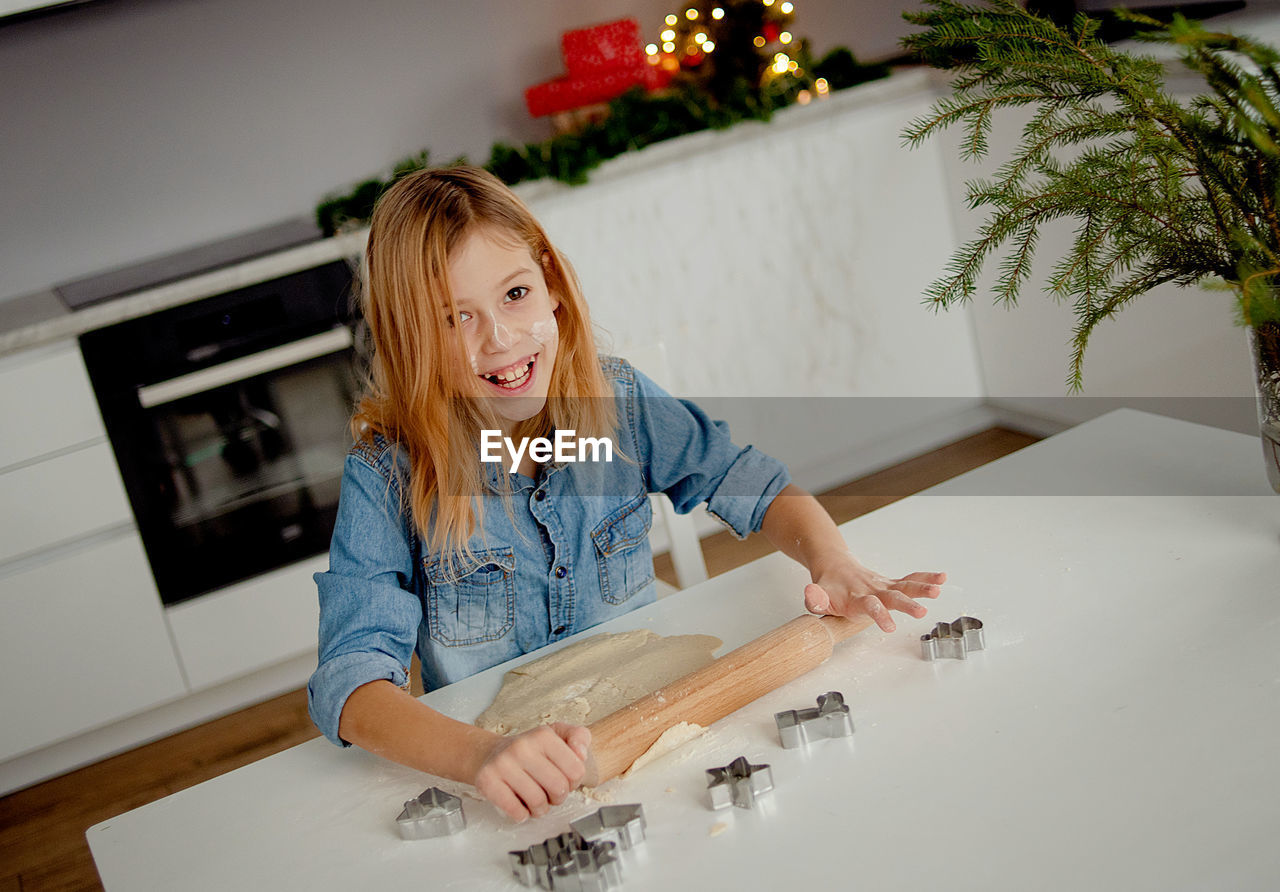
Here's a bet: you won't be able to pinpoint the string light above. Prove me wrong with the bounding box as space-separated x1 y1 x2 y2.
815 77 829 95
652 2 799 76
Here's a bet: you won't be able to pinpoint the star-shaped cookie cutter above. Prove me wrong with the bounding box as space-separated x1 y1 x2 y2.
509 831 622 891
920 616 985 661
706 755 774 810
570 804 647 851
395 787 466 840
775 691 855 749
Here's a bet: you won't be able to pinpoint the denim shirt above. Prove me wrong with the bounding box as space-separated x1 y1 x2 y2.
307 356 790 746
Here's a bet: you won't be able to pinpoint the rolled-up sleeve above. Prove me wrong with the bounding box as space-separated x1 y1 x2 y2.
307 452 421 746
629 364 790 540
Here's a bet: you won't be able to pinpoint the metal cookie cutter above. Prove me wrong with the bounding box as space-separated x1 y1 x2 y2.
395 787 465 840
775 691 854 749
510 831 622 891
570 804 646 851
706 756 774 810
920 616 985 661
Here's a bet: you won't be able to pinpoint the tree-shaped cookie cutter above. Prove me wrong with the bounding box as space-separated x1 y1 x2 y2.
395 787 466 839
775 691 854 748
920 616 985 661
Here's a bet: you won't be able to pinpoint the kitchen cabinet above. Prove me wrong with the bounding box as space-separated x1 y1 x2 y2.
165 553 325 692
0 442 132 564
0 341 186 764
0 534 187 761
0 337 109 468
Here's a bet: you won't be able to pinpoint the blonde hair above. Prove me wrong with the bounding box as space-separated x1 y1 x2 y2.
353 165 615 556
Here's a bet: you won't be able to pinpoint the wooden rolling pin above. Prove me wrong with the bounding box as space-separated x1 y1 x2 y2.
581 613 873 786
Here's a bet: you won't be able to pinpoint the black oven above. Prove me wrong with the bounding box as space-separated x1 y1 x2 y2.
79 260 360 606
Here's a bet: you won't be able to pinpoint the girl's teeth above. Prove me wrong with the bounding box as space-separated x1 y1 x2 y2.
490 361 532 385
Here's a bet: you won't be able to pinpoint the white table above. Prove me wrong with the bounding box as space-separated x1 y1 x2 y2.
88 410 1280 890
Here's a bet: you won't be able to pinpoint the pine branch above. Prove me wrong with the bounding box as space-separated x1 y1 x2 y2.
903 0 1280 386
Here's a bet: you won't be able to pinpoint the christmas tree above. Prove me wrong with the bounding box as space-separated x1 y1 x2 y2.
644 1 816 105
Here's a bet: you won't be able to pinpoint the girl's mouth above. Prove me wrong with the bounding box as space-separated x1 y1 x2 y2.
481 355 536 393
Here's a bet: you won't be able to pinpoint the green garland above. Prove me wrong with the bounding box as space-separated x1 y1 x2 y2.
315 46 888 236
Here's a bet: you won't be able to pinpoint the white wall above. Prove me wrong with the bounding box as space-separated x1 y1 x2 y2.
519 80 987 492
0 0 910 307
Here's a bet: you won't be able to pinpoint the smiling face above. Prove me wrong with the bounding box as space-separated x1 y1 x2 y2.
446 226 560 431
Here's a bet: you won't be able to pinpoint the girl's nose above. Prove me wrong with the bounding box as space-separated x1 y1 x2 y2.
476 312 517 352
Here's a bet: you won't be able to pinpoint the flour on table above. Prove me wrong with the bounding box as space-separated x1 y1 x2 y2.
622 722 707 777
475 630 722 735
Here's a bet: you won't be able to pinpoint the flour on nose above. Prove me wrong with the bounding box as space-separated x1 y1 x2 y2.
491 320 515 349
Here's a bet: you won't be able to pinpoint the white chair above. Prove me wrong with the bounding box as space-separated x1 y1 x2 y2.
622 343 711 598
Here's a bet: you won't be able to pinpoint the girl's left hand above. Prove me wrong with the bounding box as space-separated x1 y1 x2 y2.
802 552 946 632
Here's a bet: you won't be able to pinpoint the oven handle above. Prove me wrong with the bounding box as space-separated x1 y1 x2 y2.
137 326 355 408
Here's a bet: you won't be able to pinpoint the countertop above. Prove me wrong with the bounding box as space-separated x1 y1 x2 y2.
86 410 1280 890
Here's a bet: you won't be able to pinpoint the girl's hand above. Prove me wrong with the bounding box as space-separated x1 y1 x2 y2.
473 723 591 822
803 551 946 632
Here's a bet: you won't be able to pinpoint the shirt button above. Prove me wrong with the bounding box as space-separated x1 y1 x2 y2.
554 566 567 578
553 626 566 635
535 490 546 501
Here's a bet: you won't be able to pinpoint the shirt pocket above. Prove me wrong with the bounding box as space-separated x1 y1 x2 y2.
589 493 654 606
424 547 516 646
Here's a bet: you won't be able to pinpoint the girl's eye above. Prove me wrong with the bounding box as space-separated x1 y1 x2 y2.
446 311 472 328
505 286 529 302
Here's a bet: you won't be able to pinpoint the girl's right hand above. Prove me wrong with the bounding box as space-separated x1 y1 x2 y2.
473 723 591 822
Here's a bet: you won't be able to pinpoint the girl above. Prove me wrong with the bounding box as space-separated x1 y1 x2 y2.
308 165 945 823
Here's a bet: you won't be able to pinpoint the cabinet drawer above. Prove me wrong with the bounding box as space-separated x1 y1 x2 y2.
165 553 324 691
0 442 132 565
0 341 106 469
0 532 186 761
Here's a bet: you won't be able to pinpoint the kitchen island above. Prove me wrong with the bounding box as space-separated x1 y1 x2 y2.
86 410 1280 890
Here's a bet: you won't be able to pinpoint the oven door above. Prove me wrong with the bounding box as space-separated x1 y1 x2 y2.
119 327 358 605
80 259 360 606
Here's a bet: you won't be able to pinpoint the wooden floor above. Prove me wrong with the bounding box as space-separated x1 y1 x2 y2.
0 427 1037 892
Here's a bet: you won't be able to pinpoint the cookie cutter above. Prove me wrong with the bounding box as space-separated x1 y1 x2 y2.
920 616 985 661
706 756 774 810
509 831 622 891
775 691 854 749
570 804 646 851
395 787 466 839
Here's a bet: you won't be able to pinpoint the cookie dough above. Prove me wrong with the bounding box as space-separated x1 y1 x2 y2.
475 629 722 735
622 721 707 777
